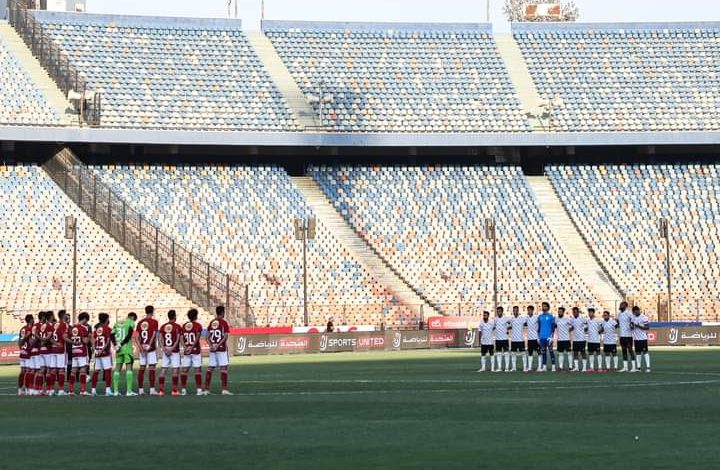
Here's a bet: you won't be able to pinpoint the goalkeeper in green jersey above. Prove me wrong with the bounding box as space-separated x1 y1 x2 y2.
112 312 138 396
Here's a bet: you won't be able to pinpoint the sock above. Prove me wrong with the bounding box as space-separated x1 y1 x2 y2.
205 370 213 390
159 373 166 391
522 355 528 371
18 371 25 390
582 359 587 371
91 371 99 389
47 370 56 391
126 370 134 393
181 373 188 389
113 371 120 393
172 375 179 392
504 352 510 370
68 372 75 393
528 355 534 370
588 355 594 369
25 371 34 390
636 356 642 369
511 353 517 371
104 370 112 391
149 368 156 388
574 359 579 370
35 372 44 391
613 356 619 369
559 354 565 369
138 367 145 390
57 370 65 390
220 370 228 390
541 351 547 366
645 353 651 369
80 373 87 392
495 354 501 370
195 372 202 390
549 350 556 365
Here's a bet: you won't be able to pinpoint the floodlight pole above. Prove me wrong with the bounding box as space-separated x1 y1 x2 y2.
659 217 672 321
486 0 490 22
65 215 78 323
295 217 316 326
485 218 498 316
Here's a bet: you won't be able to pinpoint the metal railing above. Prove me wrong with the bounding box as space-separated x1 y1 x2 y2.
7 0 101 126
42 147 251 326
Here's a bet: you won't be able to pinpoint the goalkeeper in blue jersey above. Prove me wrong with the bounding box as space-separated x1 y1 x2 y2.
537 302 557 372
112 312 138 396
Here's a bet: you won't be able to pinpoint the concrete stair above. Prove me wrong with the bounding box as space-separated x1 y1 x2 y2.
245 31 320 130
292 176 442 318
494 33 544 131
0 21 75 126
527 176 623 309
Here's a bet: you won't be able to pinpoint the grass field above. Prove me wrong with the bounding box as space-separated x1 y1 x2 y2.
1 348 719 469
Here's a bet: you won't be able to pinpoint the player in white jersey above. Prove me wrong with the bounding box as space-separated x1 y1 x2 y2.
586 308 603 371
555 307 574 371
617 301 637 372
477 311 496 372
631 306 651 373
493 307 511 372
509 306 528 372
525 306 541 372
571 307 589 372
601 311 619 370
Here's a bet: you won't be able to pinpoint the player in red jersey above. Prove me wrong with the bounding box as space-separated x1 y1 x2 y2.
17 314 35 396
135 305 160 396
36 311 55 395
180 308 204 396
91 313 114 396
27 312 44 396
48 311 70 396
68 312 91 395
158 310 183 396
204 306 232 395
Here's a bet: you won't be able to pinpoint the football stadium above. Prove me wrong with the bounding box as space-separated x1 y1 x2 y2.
1 0 719 467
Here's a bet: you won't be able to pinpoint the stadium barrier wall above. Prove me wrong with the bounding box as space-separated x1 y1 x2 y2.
2 327 718 364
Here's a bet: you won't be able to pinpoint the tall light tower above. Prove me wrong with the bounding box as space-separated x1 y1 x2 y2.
485 218 498 316
65 215 78 323
659 217 672 321
294 217 316 326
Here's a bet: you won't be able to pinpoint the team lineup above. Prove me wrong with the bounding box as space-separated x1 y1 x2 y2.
476 301 652 373
15 305 232 397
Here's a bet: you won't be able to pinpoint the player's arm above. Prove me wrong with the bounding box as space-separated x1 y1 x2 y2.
120 325 133 347
172 329 182 351
17 330 27 348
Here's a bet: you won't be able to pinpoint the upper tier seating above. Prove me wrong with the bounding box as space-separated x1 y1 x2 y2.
266 23 531 132
310 165 599 313
35 12 299 130
0 33 59 125
95 165 415 327
0 164 198 333
547 164 720 321
515 25 720 132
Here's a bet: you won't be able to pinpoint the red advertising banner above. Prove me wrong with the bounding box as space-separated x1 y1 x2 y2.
0 343 20 363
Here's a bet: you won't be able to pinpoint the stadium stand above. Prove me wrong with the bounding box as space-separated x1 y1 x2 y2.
0 32 60 125
265 21 531 132
547 164 720 321
514 22 720 132
0 164 199 333
310 165 600 313
95 164 416 327
33 11 300 130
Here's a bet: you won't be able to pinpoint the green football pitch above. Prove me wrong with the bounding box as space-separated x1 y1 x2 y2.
1 348 719 470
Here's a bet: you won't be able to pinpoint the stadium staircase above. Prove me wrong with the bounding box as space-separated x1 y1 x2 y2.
527 176 623 309
0 20 75 126
40 148 251 326
245 31 321 130
292 176 443 319
494 33 544 131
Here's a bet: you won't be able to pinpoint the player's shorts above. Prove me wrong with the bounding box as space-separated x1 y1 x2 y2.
526 339 541 353
494 340 509 352
480 344 494 355
603 344 617 354
208 351 229 368
139 350 158 367
620 336 634 350
40 353 53 368
181 354 202 368
30 355 42 369
587 342 601 354
162 352 181 369
51 353 67 369
510 341 526 352
557 341 571 353
572 341 586 353
634 340 649 353
19 358 28 368
95 356 113 370
71 355 88 369
539 338 553 350
116 349 134 365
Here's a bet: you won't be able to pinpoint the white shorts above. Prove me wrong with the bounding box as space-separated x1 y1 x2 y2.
208 351 229 368
181 354 202 369
95 356 113 370
162 352 181 369
30 355 42 369
49 353 67 369
20 358 28 368
41 354 53 368
71 356 88 369
139 350 158 367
